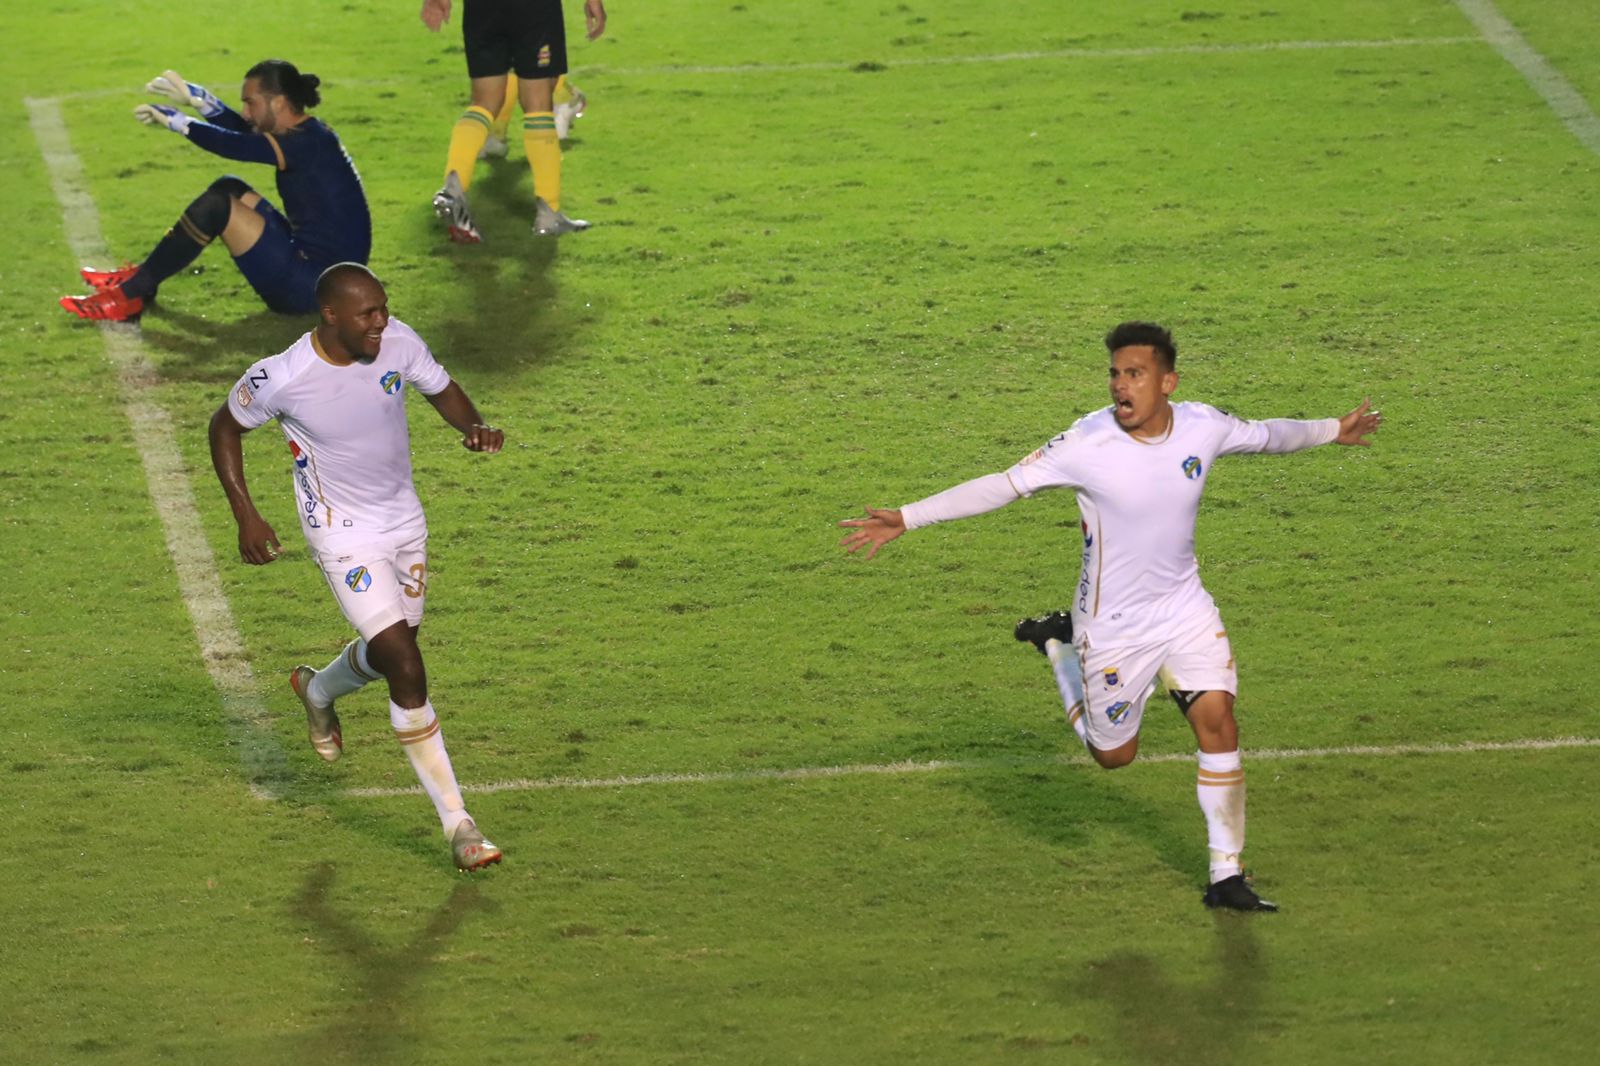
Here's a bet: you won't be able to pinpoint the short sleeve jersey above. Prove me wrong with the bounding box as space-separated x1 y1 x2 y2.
1005 402 1280 646
226 317 451 549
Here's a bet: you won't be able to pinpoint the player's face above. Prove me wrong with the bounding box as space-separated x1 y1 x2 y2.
239 79 280 134
329 283 390 362
1108 345 1178 437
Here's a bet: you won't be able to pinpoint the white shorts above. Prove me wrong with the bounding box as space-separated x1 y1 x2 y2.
1075 609 1237 750
309 531 428 641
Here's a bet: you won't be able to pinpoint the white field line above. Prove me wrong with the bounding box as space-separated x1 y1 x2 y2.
43 36 1480 102
590 36 1480 77
25 96 290 801
1452 0 1600 156
343 735 1600 799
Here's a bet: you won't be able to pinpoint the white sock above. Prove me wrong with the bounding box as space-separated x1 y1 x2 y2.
391 700 470 837
307 639 380 707
1196 748 1246 883
1045 639 1089 749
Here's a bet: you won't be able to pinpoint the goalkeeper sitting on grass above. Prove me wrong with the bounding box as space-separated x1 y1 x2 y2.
62 59 371 322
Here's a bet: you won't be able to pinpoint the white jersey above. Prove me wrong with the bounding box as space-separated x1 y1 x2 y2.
226 317 451 549
1005 402 1335 646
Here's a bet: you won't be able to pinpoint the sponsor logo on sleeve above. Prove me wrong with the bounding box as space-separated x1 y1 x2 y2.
1018 447 1044 466
236 384 252 408
1181 455 1203 480
380 371 403 395
344 565 371 592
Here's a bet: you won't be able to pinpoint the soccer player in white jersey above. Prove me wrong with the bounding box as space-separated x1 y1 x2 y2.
208 262 506 872
839 321 1382 911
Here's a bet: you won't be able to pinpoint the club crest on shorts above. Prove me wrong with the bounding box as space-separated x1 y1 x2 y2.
1103 667 1121 688
345 565 371 592
380 371 403 395
1106 700 1132 725
1182 455 1203 480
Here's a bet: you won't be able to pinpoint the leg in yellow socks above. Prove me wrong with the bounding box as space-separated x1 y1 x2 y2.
444 105 494 189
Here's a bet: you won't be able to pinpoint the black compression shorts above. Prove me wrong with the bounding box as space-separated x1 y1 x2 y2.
462 0 569 80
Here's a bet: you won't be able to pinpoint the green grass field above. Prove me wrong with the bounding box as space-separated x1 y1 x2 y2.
3 1 1598 1062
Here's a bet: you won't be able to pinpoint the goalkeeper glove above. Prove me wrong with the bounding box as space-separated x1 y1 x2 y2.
145 70 224 117
134 104 192 134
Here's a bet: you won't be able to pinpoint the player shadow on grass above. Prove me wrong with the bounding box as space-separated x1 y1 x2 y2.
136 306 313 383
422 161 585 378
1066 918 1265 1066
965 762 1200 883
281 862 501 1063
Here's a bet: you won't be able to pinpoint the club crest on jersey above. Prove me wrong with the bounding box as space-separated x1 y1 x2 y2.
345 565 371 592
288 440 309 469
1103 668 1121 688
1181 455 1202 480
1106 700 1132 725
380 371 402 395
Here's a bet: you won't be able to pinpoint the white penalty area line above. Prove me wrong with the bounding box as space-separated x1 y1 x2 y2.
25 97 290 801
1452 0 1600 157
44 37 1480 102
590 35 1480 77
343 736 1600 800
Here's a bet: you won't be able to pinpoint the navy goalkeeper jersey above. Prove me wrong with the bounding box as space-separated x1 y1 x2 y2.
183 106 371 266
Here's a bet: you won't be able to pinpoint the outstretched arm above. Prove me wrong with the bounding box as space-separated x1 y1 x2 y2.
837 471 1022 561
208 404 281 565
424 381 504 452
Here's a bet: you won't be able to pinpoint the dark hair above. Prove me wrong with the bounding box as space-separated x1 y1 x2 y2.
315 262 380 305
245 59 322 111
1104 321 1177 370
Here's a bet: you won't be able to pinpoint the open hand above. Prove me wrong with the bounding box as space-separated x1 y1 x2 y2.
1336 398 1383 446
837 507 905 561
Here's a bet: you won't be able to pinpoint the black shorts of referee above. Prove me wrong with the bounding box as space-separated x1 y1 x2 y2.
462 0 569 80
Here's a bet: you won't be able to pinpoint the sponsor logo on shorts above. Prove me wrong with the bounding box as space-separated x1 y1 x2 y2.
345 565 371 592
1106 700 1132 725
1182 455 1203 480
538 44 552 67
236 384 252 408
380 371 402 395
1103 668 1120 688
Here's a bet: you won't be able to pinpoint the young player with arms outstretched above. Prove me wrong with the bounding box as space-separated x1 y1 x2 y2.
63 60 370 322
839 322 1382 911
208 264 504 871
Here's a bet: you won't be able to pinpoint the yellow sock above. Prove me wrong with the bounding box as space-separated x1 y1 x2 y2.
444 106 494 189
523 112 561 210
553 75 573 105
490 75 518 138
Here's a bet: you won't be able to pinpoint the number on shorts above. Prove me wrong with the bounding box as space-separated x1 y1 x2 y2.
404 562 427 598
